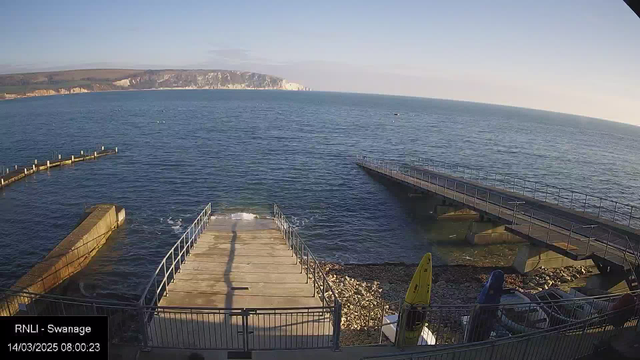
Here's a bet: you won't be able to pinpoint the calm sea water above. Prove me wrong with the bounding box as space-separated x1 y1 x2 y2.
1 90 640 300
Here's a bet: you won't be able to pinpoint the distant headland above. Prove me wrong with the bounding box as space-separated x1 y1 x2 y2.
0 69 310 100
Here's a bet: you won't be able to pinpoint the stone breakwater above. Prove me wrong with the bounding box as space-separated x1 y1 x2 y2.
320 262 595 346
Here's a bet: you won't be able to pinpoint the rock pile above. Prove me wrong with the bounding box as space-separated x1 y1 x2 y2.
521 265 592 292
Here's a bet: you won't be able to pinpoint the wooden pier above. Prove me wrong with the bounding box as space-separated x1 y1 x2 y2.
0 147 118 189
357 157 640 279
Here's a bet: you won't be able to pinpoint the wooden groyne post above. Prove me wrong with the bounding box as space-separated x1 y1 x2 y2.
0 146 118 189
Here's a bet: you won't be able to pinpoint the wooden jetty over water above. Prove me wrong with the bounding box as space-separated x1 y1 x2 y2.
0 146 118 189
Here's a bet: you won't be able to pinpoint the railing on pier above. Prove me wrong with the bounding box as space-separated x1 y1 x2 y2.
273 203 342 348
143 304 336 350
357 156 640 276
360 304 639 360
139 203 212 307
349 290 640 347
411 156 640 229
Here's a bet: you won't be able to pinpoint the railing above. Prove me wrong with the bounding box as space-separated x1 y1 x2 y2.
273 204 342 349
273 204 340 309
0 288 142 345
139 203 212 307
357 156 640 272
1 286 337 351
361 304 639 360
144 305 335 350
410 156 640 229
348 289 640 347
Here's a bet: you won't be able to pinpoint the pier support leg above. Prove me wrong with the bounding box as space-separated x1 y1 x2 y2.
512 244 594 274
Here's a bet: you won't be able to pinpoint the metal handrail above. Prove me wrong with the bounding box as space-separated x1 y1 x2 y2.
361 304 639 359
410 156 640 229
273 203 342 350
349 287 640 347
139 203 212 306
357 156 640 270
273 204 339 307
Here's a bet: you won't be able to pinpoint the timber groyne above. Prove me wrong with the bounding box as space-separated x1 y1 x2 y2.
0 146 118 189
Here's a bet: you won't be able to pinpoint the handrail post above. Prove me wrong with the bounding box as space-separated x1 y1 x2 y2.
486 191 489 212
463 184 467 204
613 202 618 222
568 224 574 249
598 198 603 218
474 188 478 208
171 249 176 280
544 184 548 202
177 242 181 270
332 299 342 351
570 192 574 209
163 259 168 296
137 303 150 351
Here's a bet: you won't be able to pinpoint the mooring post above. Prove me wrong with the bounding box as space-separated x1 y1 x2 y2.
14 165 17 170
81 150 84 155
115 147 118 153
58 154 61 160
34 159 37 165
94 151 97 158
71 155 74 162
47 161 50 169
1 179 4 186
24 168 27 174
101 146 104 151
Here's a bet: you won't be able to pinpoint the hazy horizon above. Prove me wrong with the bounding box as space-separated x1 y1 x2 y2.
1 1 639 125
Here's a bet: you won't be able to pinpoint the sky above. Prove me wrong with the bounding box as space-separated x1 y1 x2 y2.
1 1 639 125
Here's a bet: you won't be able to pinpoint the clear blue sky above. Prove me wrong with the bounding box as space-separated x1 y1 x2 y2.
1 1 639 125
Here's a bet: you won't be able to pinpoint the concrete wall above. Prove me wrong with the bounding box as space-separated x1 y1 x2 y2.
1 204 124 315
512 243 593 274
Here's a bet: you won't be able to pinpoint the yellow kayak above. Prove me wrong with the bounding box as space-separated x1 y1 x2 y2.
402 253 432 346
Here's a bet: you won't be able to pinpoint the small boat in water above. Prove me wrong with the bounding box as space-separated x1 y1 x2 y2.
498 291 549 333
534 288 596 325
